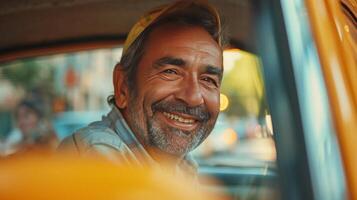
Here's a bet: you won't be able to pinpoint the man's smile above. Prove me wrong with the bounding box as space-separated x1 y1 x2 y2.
159 111 199 132
163 111 196 123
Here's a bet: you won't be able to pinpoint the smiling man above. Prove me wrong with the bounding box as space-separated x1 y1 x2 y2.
59 0 224 175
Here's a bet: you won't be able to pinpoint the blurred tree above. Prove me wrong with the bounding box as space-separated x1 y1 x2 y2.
2 61 40 90
1 60 56 117
221 51 268 119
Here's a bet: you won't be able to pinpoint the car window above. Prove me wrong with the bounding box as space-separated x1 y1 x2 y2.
0 46 279 199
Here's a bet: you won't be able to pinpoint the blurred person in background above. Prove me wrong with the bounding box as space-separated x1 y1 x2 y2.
1 98 58 156
59 0 224 177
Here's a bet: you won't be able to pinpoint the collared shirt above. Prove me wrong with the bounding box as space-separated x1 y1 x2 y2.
58 106 197 176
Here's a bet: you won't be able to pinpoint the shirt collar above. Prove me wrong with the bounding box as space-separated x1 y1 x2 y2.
107 106 155 166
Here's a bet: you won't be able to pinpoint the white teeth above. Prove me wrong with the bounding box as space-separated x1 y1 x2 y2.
163 112 195 124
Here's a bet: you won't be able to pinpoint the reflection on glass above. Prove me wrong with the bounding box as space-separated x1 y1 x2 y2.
281 0 346 199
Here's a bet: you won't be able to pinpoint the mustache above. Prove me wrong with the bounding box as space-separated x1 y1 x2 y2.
152 100 210 122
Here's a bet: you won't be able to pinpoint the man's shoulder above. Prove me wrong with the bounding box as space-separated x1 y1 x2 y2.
58 120 126 153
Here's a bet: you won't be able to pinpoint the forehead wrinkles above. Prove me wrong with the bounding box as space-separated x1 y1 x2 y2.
144 25 222 66
175 41 220 56
169 46 221 65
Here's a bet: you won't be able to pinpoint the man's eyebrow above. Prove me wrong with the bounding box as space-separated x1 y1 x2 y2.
205 65 223 80
153 56 186 68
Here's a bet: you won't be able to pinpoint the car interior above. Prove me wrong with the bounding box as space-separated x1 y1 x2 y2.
1 0 355 199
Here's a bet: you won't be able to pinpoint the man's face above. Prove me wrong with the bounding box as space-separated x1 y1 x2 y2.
122 24 223 157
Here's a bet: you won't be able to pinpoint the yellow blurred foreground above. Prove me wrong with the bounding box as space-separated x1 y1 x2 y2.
0 153 222 200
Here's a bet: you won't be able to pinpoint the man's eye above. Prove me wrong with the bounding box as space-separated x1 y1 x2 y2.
162 69 178 74
202 77 218 87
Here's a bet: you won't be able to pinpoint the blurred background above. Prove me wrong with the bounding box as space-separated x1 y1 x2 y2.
0 46 276 167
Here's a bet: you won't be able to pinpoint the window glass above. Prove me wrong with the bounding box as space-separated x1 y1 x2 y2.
0 47 278 199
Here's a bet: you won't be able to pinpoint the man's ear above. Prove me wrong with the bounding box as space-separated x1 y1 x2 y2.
113 64 129 109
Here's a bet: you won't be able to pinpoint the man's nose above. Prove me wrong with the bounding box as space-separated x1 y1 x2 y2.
174 77 204 107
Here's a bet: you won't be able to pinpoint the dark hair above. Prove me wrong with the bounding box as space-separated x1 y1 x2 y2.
107 4 225 105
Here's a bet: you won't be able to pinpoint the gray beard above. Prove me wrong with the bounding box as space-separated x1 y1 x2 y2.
125 94 215 156
147 116 210 156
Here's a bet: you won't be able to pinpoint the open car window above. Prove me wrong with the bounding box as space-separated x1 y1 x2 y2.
0 46 279 199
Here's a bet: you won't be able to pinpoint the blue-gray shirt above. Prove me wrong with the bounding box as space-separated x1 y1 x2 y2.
58 106 197 174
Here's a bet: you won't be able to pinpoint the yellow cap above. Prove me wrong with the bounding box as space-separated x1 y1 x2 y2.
122 0 221 54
